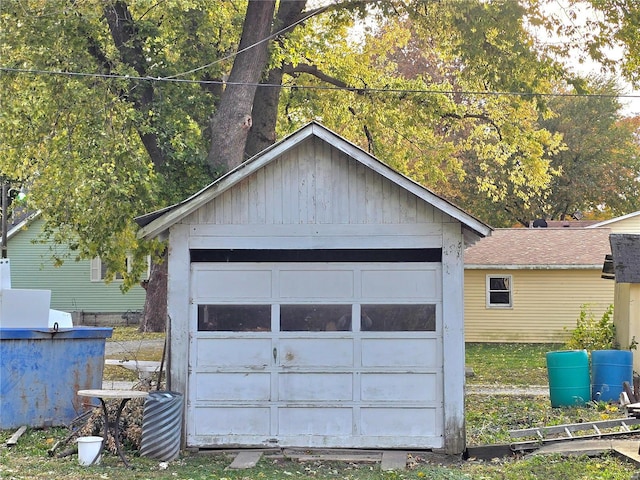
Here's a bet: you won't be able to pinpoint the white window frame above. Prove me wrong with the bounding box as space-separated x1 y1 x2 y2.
486 274 513 308
90 256 151 282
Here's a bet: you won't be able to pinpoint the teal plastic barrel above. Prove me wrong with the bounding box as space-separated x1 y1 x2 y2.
591 349 633 402
546 350 590 407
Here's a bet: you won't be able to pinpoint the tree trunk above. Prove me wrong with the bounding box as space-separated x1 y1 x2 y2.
102 1 166 169
139 252 168 333
246 67 283 157
207 0 277 172
246 1 307 158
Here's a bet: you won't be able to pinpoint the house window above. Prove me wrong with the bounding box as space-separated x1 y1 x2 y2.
487 275 512 308
90 256 150 282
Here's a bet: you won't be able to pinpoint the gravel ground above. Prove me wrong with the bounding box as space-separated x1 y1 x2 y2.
105 338 165 356
466 384 548 396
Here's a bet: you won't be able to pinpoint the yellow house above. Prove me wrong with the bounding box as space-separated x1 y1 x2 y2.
607 233 640 373
590 211 640 235
464 227 614 343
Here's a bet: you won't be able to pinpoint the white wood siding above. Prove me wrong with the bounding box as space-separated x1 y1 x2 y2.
165 130 469 453
186 137 439 227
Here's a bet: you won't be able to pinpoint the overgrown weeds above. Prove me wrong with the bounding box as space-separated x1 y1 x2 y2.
565 304 617 351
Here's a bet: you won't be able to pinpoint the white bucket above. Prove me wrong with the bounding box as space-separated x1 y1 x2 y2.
77 436 103 466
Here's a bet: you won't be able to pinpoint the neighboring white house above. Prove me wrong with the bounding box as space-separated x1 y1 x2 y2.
136 122 490 454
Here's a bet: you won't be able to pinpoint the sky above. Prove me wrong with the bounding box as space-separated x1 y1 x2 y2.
539 0 640 117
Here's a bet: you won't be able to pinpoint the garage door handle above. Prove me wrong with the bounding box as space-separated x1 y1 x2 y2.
273 347 277 363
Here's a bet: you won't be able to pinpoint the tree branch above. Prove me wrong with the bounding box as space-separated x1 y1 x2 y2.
443 112 503 141
295 0 386 25
283 63 365 94
102 1 166 169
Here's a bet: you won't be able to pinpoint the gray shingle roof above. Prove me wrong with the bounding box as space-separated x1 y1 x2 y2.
609 234 640 283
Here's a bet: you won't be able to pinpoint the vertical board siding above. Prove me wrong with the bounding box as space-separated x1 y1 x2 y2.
6 218 145 312
464 269 614 343
190 137 436 227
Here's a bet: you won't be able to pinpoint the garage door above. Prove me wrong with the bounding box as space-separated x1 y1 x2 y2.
187 261 443 449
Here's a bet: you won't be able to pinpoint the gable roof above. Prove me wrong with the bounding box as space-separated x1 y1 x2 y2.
1 210 41 246
589 211 640 228
465 227 611 269
137 122 491 240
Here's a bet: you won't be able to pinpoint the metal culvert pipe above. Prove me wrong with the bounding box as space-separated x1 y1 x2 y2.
140 391 183 461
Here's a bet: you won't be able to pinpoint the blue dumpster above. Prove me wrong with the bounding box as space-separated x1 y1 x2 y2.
0 327 112 429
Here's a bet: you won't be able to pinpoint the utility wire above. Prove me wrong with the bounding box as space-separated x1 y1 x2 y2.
2 66 639 100
164 3 331 79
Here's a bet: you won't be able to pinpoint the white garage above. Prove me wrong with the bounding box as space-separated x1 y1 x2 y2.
137 122 490 454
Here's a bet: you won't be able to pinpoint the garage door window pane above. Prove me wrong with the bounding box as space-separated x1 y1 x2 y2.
361 305 436 331
280 305 352 331
198 305 271 331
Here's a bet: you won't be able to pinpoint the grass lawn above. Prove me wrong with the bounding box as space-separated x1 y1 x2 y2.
465 342 562 386
1 335 637 479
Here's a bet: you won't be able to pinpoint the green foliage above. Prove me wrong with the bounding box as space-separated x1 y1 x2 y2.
565 304 617 351
463 452 634 480
1 0 638 285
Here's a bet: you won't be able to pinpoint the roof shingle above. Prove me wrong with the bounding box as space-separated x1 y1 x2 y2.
464 228 611 267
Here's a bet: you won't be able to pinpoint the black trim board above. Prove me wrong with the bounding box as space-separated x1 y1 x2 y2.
190 248 442 263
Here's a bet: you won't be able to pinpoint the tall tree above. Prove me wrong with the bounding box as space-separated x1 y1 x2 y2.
451 78 640 227
1 0 624 329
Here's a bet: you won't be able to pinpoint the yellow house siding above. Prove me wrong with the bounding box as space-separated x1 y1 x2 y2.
613 283 640 370
465 268 614 343
606 217 640 234
591 213 640 234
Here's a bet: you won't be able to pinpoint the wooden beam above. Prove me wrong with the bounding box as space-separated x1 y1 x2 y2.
6 426 27 446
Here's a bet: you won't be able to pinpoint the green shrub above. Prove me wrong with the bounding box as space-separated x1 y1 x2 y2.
564 304 616 351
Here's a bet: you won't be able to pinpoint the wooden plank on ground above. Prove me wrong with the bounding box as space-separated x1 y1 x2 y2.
612 440 640 466
294 453 381 463
533 439 613 456
6 426 27 446
380 451 407 471
228 451 263 469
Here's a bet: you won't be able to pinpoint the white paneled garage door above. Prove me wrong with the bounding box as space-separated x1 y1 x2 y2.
188 262 443 449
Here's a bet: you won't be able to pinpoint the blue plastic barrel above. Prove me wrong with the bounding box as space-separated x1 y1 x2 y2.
591 349 633 402
546 350 590 407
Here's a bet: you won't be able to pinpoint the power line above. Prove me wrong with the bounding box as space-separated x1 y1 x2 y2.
165 3 331 80
2 66 639 101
